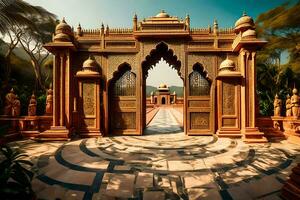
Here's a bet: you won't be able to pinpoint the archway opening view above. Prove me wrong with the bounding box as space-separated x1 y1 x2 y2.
144 58 184 135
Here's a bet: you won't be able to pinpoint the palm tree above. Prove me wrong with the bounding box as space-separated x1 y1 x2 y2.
0 0 55 35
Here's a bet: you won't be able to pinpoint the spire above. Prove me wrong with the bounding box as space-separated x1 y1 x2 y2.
105 24 109 35
133 13 138 31
186 14 190 30
77 23 82 36
100 22 105 35
242 11 247 16
213 19 218 35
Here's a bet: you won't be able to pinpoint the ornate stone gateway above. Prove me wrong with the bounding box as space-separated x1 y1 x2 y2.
44 11 267 142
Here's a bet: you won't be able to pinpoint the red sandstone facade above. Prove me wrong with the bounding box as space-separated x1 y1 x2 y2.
38 11 267 142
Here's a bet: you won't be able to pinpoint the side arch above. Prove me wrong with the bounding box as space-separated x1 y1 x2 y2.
108 62 138 135
189 63 212 96
186 62 214 135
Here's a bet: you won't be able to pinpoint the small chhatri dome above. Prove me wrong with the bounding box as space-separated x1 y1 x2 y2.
242 29 256 38
76 56 100 76
234 12 255 33
219 57 235 72
155 10 170 18
83 56 98 70
159 83 168 88
54 18 73 42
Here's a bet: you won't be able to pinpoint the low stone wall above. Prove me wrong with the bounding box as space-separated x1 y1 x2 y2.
0 115 53 143
257 116 300 143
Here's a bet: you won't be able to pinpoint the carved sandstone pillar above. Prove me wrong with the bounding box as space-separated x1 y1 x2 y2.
42 18 76 140
240 50 267 142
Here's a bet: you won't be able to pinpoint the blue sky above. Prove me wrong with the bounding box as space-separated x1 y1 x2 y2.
26 0 289 86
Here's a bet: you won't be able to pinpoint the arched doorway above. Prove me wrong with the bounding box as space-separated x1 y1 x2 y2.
161 97 166 105
108 63 137 135
187 63 214 135
141 42 183 134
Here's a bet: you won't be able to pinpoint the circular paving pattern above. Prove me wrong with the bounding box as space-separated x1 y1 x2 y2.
17 133 299 200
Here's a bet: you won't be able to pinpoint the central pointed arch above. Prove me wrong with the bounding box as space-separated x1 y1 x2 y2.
142 42 183 80
140 42 185 133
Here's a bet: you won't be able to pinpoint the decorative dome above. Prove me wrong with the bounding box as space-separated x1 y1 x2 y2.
155 10 170 18
159 83 168 88
234 12 255 33
54 33 71 42
242 29 256 38
219 58 235 72
83 56 98 69
54 18 72 42
76 56 100 75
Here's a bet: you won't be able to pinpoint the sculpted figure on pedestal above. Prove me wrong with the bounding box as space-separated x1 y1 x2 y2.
28 93 37 116
46 85 53 115
274 94 282 116
4 88 17 116
291 87 299 117
12 95 21 117
286 94 292 117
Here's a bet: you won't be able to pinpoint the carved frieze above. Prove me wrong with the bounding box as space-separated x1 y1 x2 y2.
112 112 136 130
82 82 95 116
222 81 235 115
190 112 210 129
107 54 137 81
188 54 215 77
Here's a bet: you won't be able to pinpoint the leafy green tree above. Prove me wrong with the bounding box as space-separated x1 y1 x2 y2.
256 0 300 115
0 0 55 35
256 0 300 69
15 15 57 90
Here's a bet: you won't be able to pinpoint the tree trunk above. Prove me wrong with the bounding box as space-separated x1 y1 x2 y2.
31 59 45 91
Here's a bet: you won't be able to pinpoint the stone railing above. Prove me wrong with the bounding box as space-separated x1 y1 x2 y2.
218 27 235 34
190 27 211 34
80 29 101 36
109 28 133 34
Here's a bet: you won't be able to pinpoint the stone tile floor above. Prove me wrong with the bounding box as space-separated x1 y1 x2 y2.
6 108 300 200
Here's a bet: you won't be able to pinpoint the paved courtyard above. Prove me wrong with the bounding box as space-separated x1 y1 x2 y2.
7 108 300 200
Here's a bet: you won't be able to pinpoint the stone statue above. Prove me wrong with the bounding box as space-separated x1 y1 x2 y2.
4 88 16 116
286 94 292 117
291 87 300 117
45 85 53 115
273 94 282 116
28 93 37 116
12 95 21 117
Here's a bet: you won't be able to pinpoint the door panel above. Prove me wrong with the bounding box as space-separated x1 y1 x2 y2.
110 69 138 135
187 68 213 135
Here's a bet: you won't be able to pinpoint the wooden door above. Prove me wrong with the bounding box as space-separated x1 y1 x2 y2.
110 69 138 135
187 68 213 135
